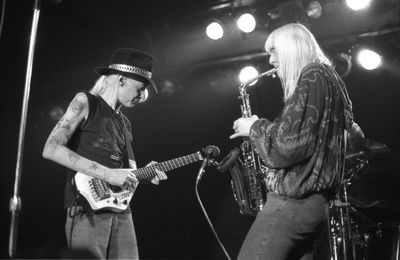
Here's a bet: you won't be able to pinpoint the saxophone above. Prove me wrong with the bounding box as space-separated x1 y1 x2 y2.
229 68 277 217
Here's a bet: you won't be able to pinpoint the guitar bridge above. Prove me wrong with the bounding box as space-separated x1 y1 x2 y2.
89 178 111 201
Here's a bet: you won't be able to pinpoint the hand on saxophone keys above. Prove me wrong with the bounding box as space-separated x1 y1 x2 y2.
230 115 259 139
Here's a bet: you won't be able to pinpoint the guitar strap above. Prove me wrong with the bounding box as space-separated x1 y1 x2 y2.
118 113 135 167
118 114 156 184
119 115 156 184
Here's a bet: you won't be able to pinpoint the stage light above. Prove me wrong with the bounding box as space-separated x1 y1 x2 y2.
267 0 307 23
345 0 372 11
159 78 182 96
49 106 64 121
206 21 224 40
237 13 256 33
305 1 322 19
356 48 381 70
332 53 352 78
239 66 259 86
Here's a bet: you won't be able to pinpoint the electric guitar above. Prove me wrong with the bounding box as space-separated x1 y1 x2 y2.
74 151 204 212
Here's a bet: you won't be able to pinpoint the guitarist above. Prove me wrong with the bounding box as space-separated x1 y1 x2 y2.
42 48 167 259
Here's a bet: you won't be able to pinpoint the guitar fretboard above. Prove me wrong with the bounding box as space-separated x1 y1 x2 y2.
134 151 203 181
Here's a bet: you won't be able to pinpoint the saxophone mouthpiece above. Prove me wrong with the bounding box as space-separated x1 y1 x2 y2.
241 68 277 89
262 68 277 78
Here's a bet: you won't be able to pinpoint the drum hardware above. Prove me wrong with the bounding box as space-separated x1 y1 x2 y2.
328 180 357 260
367 222 400 260
344 157 368 182
328 138 393 260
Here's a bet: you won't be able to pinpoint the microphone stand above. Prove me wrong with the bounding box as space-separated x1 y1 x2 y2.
195 158 232 260
9 0 41 257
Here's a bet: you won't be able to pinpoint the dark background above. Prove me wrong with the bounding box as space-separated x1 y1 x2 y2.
1 0 399 259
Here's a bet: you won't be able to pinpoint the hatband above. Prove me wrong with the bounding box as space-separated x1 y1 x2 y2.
109 64 152 79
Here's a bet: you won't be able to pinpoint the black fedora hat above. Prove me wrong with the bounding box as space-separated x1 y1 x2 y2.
95 48 158 93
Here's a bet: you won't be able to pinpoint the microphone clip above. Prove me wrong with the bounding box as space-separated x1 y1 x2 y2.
196 145 221 184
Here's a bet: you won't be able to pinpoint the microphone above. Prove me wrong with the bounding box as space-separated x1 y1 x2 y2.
203 145 220 159
196 145 220 184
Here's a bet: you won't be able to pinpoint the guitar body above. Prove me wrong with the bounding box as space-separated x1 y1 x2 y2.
74 151 203 213
75 172 133 212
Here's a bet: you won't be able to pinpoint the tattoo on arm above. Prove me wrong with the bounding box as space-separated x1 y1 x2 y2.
89 163 99 172
46 94 86 147
70 97 85 114
67 151 80 167
47 124 73 146
54 118 73 132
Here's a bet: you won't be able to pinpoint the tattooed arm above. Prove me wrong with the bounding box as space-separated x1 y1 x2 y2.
42 93 102 177
43 92 137 187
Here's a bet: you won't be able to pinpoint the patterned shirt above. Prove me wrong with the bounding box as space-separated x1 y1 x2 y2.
249 62 353 198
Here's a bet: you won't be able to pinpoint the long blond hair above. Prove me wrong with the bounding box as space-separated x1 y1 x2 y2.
89 74 149 104
265 23 331 101
89 74 119 96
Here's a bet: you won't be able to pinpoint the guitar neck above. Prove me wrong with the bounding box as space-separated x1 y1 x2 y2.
134 151 203 181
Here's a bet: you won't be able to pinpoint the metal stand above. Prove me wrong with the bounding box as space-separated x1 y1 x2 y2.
328 181 356 260
328 154 371 260
8 0 41 257
395 225 400 260
195 159 232 260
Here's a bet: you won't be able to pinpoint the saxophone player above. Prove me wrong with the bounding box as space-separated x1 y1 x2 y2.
230 23 358 259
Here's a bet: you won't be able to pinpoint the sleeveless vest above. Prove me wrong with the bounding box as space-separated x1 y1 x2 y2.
64 91 134 213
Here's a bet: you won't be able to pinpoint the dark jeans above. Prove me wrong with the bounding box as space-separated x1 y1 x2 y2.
237 192 328 260
65 207 138 259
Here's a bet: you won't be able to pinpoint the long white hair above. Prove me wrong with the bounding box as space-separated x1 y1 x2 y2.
89 74 149 103
89 74 119 96
265 23 331 101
